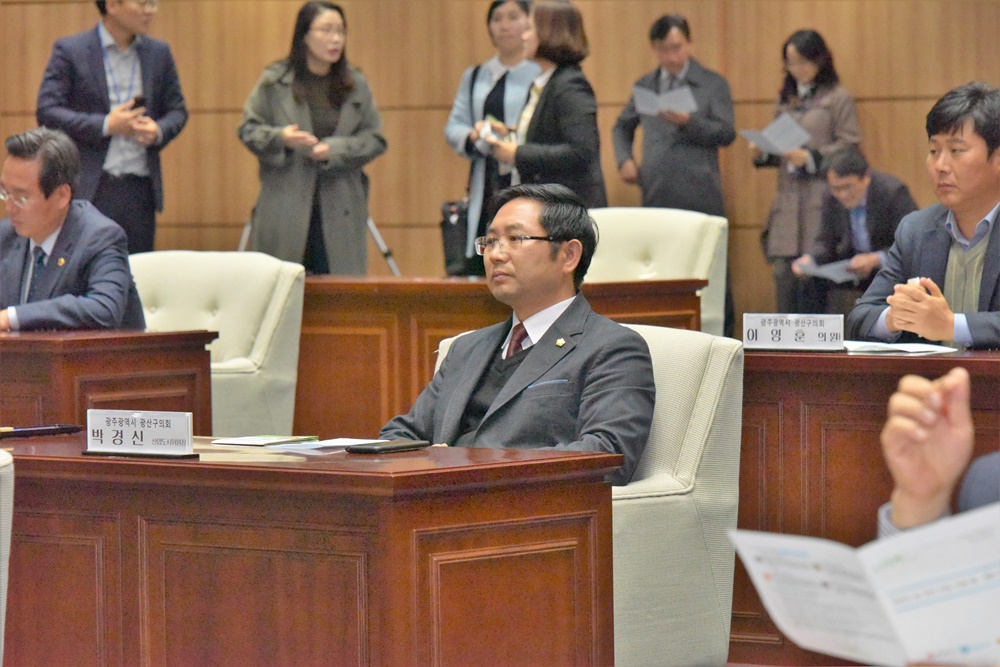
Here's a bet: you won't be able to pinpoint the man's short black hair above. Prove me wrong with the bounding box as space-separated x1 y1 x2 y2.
926 81 1000 158
649 14 690 42
5 127 81 198
95 1 107 15
824 148 869 179
488 183 599 290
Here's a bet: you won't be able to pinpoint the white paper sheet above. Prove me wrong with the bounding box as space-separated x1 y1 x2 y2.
798 258 858 284
632 85 698 115
843 341 957 355
741 112 811 155
730 503 1000 666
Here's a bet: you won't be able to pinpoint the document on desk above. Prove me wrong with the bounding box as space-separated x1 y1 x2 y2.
211 435 318 446
741 112 811 155
632 85 698 116
843 341 956 355
729 502 1000 667
797 258 857 284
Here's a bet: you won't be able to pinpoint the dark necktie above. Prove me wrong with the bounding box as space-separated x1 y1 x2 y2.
26 246 46 303
506 322 528 357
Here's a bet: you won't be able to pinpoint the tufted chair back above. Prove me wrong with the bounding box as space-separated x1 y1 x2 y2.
130 251 305 436
586 207 729 336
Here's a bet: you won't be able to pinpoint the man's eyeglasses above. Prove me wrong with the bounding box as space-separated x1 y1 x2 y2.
0 188 32 207
131 0 159 10
474 235 560 256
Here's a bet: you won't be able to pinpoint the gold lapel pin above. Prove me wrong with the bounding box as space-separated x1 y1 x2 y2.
57 257 66 267
556 338 565 347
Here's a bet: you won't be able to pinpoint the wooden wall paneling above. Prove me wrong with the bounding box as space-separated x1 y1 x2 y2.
0 2 96 115
856 99 944 209
156 1 298 112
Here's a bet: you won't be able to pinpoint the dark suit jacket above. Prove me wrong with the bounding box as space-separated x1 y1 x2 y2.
959 452 1000 511
0 200 145 330
847 204 1000 348
380 295 655 485
36 25 188 211
612 58 736 216
812 170 918 289
515 65 608 209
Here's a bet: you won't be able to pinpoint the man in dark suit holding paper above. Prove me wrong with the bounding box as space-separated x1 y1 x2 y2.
847 82 1000 348
792 148 917 315
612 14 735 217
381 184 655 486
0 127 145 331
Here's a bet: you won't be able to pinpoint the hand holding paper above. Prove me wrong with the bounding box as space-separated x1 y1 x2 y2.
741 112 811 155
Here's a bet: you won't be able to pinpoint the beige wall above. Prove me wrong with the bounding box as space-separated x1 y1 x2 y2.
2 0 999 322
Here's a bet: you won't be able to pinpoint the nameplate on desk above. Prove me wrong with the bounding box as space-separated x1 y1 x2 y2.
743 313 843 350
85 409 195 457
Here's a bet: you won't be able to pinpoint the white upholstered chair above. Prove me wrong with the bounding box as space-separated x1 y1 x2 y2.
611 325 743 667
130 251 306 437
0 450 13 665
586 207 729 337
436 324 744 666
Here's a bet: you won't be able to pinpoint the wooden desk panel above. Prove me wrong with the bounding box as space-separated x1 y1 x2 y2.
0 330 216 435
294 276 704 438
731 351 1000 666
5 435 620 666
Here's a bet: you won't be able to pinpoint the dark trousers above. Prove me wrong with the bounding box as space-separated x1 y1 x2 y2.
302 188 330 274
92 173 156 254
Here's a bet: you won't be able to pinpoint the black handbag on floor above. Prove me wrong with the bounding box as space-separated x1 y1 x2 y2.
440 200 470 275
440 64 482 276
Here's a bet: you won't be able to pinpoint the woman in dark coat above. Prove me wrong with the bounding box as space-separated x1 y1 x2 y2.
488 1 607 209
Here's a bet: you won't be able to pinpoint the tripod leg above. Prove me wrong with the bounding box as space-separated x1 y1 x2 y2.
366 217 401 276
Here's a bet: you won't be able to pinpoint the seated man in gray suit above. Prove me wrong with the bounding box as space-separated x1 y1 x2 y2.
0 127 145 331
878 367 999 538
847 82 1000 348
381 184 655 485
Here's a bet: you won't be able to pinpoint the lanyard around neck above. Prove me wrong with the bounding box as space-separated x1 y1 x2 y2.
102 44 139 105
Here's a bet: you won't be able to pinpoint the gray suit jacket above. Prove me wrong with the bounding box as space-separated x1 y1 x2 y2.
959 452 1000 511
36 25 188 211
847 204 1000 348
0 200 145 330
612 58 736 216
380 295 655 485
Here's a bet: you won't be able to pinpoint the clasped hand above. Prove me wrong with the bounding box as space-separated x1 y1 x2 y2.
281 124 329 161
107 99 160 146
885 277 955 341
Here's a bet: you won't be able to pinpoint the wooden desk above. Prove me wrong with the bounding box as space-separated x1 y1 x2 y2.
0 330 216 434
5 434 620 666
295 276 704 438
730 350 1000 666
